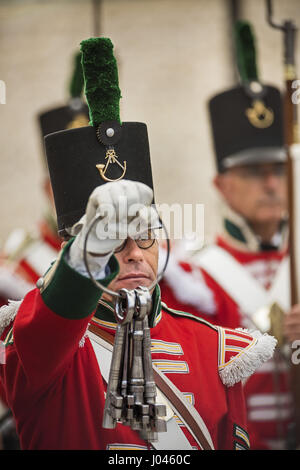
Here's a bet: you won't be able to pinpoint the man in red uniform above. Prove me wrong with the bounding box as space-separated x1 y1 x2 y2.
160 22 299 450
160 158 294 450
0 37 276 451
0 181 276 451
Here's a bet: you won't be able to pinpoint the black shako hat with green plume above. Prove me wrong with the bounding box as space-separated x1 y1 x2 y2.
208 21 286 173
38 51 89 141
44 38 153 238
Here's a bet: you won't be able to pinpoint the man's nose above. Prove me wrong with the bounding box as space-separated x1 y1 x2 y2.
122 238 144 263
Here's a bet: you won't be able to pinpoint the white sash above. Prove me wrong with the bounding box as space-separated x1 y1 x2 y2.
193 245 290 330
23 240 58 277
87 330 214 450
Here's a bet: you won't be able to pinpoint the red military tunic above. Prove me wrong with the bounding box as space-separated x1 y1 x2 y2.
160 222 293 450
0 242 275 450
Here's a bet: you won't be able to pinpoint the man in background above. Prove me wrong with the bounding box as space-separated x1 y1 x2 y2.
160 21 300 449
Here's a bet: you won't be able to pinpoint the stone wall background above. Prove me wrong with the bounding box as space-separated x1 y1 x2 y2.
0 0 299 247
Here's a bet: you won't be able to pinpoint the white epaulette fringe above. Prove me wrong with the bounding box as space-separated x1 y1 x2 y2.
0 300 22 336
218 327 277 387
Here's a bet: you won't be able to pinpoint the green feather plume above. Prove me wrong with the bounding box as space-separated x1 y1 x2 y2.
234 21 259 82
69 51 85 98
80 37 121 126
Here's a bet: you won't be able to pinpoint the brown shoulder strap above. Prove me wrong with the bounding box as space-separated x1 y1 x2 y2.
88 323 214 450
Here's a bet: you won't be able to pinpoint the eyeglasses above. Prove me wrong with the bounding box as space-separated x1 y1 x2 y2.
114 229 158 253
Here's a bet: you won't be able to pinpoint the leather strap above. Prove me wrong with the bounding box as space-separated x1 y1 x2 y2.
88 323 214 450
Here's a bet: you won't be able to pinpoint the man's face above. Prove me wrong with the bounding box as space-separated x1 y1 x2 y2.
103 237 159 300
214 162 287 225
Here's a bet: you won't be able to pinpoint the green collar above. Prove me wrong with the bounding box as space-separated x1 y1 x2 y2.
94 284 162 328
224 218 247 244
223 216 287 251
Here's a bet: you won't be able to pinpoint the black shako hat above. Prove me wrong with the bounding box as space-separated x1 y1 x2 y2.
38 51 89 142
208 21 286 173
44 38 154 238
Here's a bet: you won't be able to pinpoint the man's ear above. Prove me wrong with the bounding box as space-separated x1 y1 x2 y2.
213 174 223 193
213 173 231 201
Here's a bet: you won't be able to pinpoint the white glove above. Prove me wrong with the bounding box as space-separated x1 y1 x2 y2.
66 180 160 277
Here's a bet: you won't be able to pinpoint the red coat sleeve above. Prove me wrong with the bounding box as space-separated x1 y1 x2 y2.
12 289 91 389
1 243 119 401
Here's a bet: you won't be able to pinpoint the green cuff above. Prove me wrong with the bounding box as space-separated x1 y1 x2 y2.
41 239 119 319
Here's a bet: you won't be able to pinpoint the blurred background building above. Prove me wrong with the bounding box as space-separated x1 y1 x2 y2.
0 0 299 246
